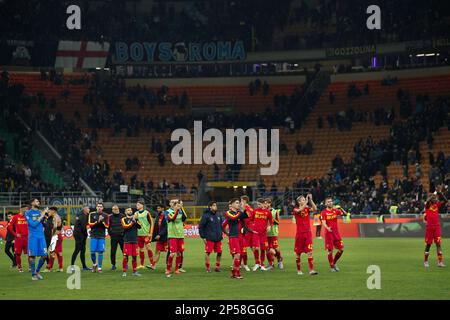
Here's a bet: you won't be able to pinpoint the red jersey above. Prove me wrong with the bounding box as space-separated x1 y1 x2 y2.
293 206 311 233
242 204 254 229
252 208 273 233
8 214 28 237
320 208 342 233
424 201 443 227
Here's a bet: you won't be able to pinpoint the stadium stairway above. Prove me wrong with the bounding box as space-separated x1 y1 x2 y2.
0 123 65 189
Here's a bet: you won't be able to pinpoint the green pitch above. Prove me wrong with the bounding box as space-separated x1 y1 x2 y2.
0 238 448 300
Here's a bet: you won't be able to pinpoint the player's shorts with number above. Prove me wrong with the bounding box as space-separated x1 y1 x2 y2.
138 236 150 248
295 232 313 254
124 243 139 256
205 240 222 254
14 236 28 254
90 238 105 253
156 241 168 252
268 236 279 250
425 225 442 245
28 235 47 257
324 231 343 251
49 234 63 253
169 238 184 253
252 232 269 250
228 237 241 255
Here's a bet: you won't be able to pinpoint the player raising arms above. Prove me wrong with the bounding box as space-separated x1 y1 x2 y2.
150 204 168 269
88 202 110 273
121 207 142 277
222 198 253 279
293 194 318 275
44 207 64 272
266 198 283 270
135 200 155 269
251 198 274 271
423 185 448 268
240 195 254 271
26 199 48 280
8 205 30 272
166 200 186 277
321 197 344 272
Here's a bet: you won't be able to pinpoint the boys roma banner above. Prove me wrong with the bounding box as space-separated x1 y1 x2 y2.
112 40 246 64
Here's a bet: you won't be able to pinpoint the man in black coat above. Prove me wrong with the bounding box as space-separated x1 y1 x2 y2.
199 201 223 272
151 204 167 269
108 204 125 270
70 206 90 271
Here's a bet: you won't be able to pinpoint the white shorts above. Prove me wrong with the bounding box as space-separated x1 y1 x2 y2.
49 235 58 252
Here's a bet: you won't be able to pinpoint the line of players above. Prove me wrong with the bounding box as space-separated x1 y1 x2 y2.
5 188 446 280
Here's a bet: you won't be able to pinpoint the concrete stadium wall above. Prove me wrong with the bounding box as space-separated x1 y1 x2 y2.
125 75 307 87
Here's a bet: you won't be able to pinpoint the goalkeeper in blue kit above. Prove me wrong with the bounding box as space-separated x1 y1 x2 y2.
26 199 49 280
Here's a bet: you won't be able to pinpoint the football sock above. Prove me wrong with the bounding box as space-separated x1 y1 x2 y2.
175 255 182 270
36 258 45 273
140 251 145 266
206 261 210 270
327 252 334 268
242 252 248 265
308 256 314 271
254 249 260 265
424 252 430 262
296 256 301 272
57 255 63 269
260 250 266 266
276 251 282 262
30 258 36 275
333 251 343 264
438 252 443 264
122 256 128 272
167 255 174 272
132 257 137 272
48 256 55 269
233 257 240 276
147 249 154 264
91 253 96 265
15 254 22 269
98 253 103 269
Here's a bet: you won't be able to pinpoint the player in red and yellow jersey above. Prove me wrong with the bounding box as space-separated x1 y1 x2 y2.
7 205 30 272
321 197 345 272
240 195 254 271
251 198 273 271
293 194 318 275
423 186 448 268
222 198 253 279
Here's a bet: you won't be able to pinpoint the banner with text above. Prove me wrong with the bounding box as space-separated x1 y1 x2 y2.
113 40 246 64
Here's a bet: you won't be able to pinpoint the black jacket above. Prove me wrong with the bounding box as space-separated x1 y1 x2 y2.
73 212 89 238
6 221 14 242
88 211 110 239
108 213 125 238
152 211 168 242
199 209 223 242
122 216 141 243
